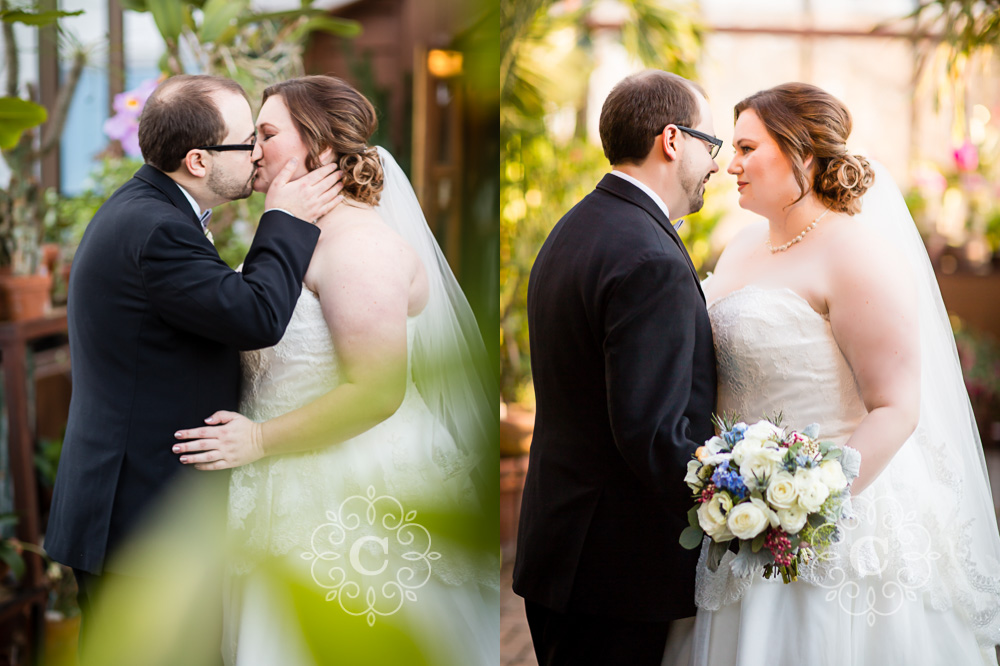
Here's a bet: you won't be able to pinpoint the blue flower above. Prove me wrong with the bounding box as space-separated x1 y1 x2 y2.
722 423 748 447
711 461 749 500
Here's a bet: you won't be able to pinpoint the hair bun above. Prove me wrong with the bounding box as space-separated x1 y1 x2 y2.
339 147 384 206
816 153 874 215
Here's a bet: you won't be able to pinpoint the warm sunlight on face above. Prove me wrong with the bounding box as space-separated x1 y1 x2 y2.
727 108 800 218
251 95 310 194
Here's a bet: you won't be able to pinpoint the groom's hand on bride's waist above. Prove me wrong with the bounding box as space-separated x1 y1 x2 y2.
265 158 344 223
173 411 265 471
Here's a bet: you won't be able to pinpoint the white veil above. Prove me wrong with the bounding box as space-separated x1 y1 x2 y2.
373 146 499 561
812 159 1000 646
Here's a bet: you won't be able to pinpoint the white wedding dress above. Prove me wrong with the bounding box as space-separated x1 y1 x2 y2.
672 283 996 666
221 287 497 665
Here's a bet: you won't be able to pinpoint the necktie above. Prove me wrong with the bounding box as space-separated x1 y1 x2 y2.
199 209 212 231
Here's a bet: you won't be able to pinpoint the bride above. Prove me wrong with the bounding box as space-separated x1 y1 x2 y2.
671 82 1000 664
171 75 498 665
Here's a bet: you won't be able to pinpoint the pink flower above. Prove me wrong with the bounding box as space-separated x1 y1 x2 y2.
103 112 141 157
104 78 160 157
953 140 979 172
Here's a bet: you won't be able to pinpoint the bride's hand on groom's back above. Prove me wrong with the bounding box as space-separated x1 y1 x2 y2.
264 158 345 223
172 411 265 471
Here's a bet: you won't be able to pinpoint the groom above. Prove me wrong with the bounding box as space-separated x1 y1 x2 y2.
45 75 340 645
514 70 719 664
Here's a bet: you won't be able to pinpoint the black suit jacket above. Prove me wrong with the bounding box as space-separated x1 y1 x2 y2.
45 165 320 575
513 174 717 621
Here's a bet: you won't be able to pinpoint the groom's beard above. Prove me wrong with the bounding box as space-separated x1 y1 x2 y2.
679 161 709 216
208 166 256 202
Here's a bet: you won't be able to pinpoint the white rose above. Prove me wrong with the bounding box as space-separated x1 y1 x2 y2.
751 496 781 530
739 446 785 491
818 460 848 491
697 493 734 541
744 420 784 444
727 501 769 540
794 467 830 512
776 505 808 534
705 436 727 454
731 437 761 466
685 459 704 490
765 471 798 509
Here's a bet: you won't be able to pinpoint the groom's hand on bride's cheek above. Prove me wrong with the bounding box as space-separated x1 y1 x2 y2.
172 411 266 471
264 158 345 223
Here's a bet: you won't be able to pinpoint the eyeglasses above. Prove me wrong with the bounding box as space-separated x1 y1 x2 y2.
197 137 256 152
670 125 722 159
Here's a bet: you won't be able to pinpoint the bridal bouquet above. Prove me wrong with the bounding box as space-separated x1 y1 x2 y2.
679 416 860 583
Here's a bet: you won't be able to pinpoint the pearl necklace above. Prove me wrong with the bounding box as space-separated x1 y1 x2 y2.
766 209 830 254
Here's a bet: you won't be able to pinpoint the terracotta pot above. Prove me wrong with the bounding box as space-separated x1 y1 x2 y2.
41 244 60 276
0 273 53 321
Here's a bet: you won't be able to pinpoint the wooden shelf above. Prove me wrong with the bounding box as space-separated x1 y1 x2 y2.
0 308 69 664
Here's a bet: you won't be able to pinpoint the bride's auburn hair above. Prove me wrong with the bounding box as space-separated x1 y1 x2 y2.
262 75 384 206
735 83 874 215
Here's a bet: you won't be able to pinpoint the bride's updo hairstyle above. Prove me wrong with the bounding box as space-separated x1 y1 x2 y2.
262 75 384 206
734 83 874 214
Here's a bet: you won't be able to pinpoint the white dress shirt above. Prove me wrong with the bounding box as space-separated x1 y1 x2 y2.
610 170 682 230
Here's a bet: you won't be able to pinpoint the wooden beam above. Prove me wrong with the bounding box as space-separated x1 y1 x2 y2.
37 0 59 191
108 0 125 116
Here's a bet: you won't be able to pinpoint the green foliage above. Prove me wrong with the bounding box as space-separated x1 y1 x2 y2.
905 1 1000 67
0 97 46 149
0 7 83 26
500 135 608 403
34 437 62 489
0 0 88 270
124 0 359 89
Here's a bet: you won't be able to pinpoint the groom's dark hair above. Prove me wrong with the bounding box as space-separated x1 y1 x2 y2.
600 70 706 166
138 75 248 172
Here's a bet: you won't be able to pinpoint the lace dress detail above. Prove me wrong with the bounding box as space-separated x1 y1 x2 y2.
679 285 996 666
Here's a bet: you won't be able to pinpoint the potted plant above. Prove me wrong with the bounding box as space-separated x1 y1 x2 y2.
0 2 88 320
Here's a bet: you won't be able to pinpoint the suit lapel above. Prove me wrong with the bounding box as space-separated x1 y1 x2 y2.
134 164 203 231
596 174 704 300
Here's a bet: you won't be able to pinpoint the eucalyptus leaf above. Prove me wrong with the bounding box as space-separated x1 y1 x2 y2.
0 97 47 150
751 530 766 553
679 525 704 550
687 504 700 529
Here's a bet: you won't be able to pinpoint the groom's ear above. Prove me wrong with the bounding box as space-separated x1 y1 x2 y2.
182 149 209 179
660 126 681 163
